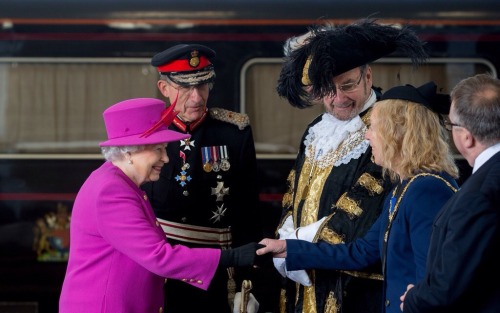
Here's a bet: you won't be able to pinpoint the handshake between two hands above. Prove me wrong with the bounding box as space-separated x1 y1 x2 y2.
256 238 287 258
227 217 326 286
221 239 287 269
231 238 312 286
257 216 327 286
229 216 327 267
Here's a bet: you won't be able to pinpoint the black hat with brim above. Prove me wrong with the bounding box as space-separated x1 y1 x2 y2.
380 81 451 115
277 18 428 108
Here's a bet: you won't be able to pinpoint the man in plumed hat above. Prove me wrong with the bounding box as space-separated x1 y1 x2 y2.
141 44 262 313
273 19 427 313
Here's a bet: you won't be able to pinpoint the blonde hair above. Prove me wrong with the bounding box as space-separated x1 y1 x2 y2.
373 99 458 181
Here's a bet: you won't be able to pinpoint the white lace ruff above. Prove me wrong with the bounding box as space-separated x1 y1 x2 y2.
303 90 376 167
304 113 369 167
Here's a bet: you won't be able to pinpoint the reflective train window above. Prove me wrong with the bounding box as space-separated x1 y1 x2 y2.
0 58 156 154
241 58 496 156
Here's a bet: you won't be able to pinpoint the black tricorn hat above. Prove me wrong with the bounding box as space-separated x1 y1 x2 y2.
277 18 428 108
151 44 216 86
380 81 451 115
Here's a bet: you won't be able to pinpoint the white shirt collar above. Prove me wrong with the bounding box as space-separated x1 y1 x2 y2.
361 89 376 114
473 142 500 173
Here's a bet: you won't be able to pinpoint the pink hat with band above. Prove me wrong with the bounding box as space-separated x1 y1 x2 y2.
99 98 189 147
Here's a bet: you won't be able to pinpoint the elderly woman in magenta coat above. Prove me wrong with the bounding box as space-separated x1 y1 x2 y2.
59 98 260 313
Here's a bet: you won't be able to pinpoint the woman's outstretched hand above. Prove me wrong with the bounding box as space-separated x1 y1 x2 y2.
256 238 287 258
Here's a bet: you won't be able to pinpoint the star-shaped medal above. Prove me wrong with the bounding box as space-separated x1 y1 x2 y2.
210 203 227 223
211 181 229 202
180 138 195 151
175 170 192 187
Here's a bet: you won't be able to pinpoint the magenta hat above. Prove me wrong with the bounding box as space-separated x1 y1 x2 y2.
99 98 190 147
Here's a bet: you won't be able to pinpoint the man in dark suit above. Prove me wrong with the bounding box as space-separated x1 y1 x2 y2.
400 73 500 312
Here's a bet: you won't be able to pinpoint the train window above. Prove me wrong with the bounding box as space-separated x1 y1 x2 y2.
241 57 496 157
0 57 495 157
0 58 157 154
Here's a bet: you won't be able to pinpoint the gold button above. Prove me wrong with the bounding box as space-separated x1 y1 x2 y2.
189 279 195 282
164 278 168 284
182 278 187 282
159 307 163 313
385 300 390 306
197 280 203 284
143 194 148 200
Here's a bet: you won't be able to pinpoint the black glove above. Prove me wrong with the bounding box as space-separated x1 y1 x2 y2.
219 243 265 268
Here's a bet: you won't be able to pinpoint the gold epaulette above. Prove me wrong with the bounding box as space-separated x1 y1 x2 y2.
209 107 250 130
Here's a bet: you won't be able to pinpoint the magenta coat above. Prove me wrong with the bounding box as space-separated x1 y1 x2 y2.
59 161 220 313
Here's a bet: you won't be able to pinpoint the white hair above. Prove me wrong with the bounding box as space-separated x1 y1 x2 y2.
100 145 145 162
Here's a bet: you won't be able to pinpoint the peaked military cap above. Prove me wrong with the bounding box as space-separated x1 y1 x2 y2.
151 44 216 86
380 81 451 115
277 18 428 108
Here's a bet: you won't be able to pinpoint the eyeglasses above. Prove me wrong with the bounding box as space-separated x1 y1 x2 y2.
165 80 212 94
330 69 365 97
444 120 462 131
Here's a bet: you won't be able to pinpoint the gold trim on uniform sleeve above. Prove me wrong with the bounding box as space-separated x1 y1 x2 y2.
334 192 363 219
357 172 384 195
319 227 345 244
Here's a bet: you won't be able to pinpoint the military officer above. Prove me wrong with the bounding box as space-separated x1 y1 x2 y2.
141 44 262 313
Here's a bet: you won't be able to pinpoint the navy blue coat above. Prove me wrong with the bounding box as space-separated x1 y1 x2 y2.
286 172 458 313
404 151 500 312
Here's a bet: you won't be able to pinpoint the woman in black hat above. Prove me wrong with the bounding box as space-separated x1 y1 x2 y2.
257 82 459 313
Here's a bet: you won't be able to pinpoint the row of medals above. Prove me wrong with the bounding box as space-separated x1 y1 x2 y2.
203 158 230 173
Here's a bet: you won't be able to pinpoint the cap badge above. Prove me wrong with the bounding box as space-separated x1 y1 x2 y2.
189 50 200 68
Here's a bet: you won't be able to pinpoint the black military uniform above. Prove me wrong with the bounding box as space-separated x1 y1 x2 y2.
142 44 262 313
